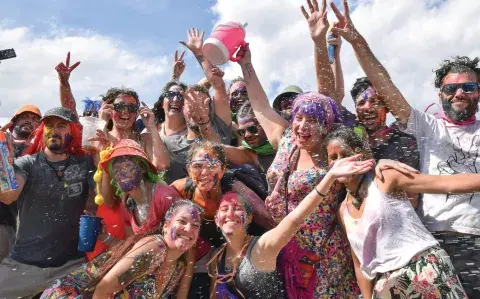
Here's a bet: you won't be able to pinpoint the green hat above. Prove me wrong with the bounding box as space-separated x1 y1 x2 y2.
273 85 303 112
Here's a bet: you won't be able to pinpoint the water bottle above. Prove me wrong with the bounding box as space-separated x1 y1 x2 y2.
327 33 336 64
0 132 18 192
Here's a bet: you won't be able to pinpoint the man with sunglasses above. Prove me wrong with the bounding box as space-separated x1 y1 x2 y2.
339 15 480 294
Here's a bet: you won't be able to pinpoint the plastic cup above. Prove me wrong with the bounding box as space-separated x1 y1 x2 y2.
79 117 106 151
78 215 103 252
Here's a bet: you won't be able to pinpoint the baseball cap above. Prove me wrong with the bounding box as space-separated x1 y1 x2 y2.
40 107 78 123
273 85 303 112
10 105 42 123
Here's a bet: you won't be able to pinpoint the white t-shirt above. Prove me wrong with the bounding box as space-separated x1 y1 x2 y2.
404 107 480 235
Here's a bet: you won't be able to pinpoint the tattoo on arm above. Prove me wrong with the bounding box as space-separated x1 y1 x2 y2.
117 252 155 287
244 63 254 76
195 55 205 64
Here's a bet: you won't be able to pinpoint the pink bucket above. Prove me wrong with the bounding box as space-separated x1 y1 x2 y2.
203 21 247 65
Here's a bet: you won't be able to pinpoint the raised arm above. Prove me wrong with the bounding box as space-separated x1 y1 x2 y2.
302 0 336 98
170 50 186 82
257 155 373 257
92 236 166 298
237 46 289 149
331 0 411 122
328 33 345 105
224 145 260 169
180 29 231 126
55 52 81 119
139 102 170 170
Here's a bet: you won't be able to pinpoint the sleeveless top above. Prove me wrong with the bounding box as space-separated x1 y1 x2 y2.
216 237 286 299
342 180 439 280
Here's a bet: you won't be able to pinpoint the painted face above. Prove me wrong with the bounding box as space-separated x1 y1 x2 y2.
13 112 40 139
43 117 72 152
292 112 326 151
164 206 201 252
215 193 250 236
112 95 139 130
187 149 225 192
237 117 267 148
278 95 296 120
326 139 357 183
163 85 185 117
111 157 143 192
439 73 479 121
355 87 387 134
229 82 249 113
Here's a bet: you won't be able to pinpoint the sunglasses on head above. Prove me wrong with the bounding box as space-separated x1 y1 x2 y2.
165 91 184 101
236 125 258 137
441 82 479 95
113 103 139 113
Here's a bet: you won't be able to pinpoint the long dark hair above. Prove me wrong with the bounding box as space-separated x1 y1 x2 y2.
85 200 203 289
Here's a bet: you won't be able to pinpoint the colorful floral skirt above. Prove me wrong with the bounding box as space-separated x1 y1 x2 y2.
373 246 468 299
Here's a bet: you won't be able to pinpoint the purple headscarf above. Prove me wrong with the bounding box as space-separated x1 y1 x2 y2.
291 92 342 132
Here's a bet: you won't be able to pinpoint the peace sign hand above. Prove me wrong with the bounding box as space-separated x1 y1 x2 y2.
330 0 362 44
55 52 81 83
180 28 205 56
301 0 329 42
173 50 186 79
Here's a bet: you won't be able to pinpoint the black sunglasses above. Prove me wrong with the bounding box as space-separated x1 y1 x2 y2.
113 103 139 113
165 91 184 101
441 82 479 95
231 88 247 98
236 125 258 136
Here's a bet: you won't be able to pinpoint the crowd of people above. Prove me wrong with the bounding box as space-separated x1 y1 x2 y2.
0 0 479 298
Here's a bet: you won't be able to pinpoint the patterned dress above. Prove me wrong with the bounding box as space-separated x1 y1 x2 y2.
267 129 360 298
41 235 185 299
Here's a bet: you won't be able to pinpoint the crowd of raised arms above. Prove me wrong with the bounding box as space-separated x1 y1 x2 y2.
0 0 479 298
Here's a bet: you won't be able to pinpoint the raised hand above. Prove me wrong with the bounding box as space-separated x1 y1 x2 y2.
375 159 419 181
209 66 225 88
330 0 362 44
180 28 205 56
183 89 210 125
55 52 81 83
138 102 156 130
301 0 329 42
329 154 374 179
172 50 186 79
327 32 342 56
236 43 252 66
0 122 13 132
98 101 114 122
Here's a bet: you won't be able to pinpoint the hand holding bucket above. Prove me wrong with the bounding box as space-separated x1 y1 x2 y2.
203 21 248 65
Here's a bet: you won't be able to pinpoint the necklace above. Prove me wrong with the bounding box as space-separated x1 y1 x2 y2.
44 156 70 182
348 174 367 210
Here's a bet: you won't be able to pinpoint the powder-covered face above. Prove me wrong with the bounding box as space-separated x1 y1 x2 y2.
111 157 143 192
187 149 225 192
229 82 249 113
215 193 250 236
292 112 326 151
440 72 479 122
164 206 201 252
163 85 185 117
237 117 267 148
112 95 139 130
326 139 357 183
13 112 40 139
43 117 72 153
355 87 388 134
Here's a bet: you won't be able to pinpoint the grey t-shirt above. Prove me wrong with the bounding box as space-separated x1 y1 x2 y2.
11 152 95 267
163 103 232 184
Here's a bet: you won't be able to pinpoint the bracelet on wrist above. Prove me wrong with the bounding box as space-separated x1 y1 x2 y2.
315 188 327 198
197 120 210 126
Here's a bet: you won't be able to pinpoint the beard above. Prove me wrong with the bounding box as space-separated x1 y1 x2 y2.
13 125 32 139
441 95 479 121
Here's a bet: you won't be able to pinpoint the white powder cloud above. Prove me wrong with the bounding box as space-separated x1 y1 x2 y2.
0 25 169 121
211 0 480 115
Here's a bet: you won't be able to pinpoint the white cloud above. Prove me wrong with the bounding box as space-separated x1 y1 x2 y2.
0 24 170 119
211 0 480 115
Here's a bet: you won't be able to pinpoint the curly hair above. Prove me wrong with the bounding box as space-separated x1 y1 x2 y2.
322 125 372 162
350 77 373 103
190 84 210 96
434 56 480 88
228 76 245 92
236 101 254 121
187 140 228 165
153 81 188 124
101 87 140 104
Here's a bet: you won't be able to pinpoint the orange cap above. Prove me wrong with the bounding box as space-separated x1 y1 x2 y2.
10 105 42 123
